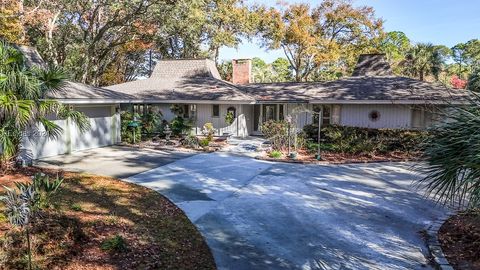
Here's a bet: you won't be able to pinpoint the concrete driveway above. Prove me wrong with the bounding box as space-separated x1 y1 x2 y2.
35 146 193 178
126 152 447 270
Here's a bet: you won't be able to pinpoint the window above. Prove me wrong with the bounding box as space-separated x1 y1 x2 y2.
312 105 332 126
212 104 220 117
189 104 197 118
279 105 284 120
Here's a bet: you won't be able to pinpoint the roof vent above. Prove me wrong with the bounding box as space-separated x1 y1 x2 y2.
352 54 392 77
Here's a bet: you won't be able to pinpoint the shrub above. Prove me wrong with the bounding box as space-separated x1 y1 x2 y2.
171 116 192 136
261 120 300 151
269 150 282 159
101 235 128 252
303 124 427 154
199 138 210 147
120 111 141 144
202 123 216 141
181 134 199 148
141 110 162 138
225 111 235 125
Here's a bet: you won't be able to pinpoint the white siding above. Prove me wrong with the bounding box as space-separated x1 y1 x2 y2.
285 103 312 130
340 104 412 129
20 104 121 160
194 104 248 137
21 120 68 159
156 104 176 121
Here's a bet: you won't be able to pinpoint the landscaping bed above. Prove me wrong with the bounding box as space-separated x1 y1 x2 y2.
0 167 216 270
259 150 420 164
438 211 480 269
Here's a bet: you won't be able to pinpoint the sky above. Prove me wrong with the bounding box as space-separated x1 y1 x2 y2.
219 0 480 63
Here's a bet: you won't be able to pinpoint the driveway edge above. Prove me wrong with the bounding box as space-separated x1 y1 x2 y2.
425 211 455 270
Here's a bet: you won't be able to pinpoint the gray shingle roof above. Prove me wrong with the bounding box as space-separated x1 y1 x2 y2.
13 45 47 68
151 58 222 80
106 59 254 102
243 76 470 103
106 76 254 102
48 81 135 100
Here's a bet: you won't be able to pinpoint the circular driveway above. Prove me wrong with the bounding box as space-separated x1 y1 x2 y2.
126 152 446 270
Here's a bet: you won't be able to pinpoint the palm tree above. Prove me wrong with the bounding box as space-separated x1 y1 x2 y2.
403 43 449 81
0 41 89 171
419 94 480 209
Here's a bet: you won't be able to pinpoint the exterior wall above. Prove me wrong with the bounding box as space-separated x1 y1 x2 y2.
194 104 248 137
339 104 412 129
20 104 121 160
285 103 312 130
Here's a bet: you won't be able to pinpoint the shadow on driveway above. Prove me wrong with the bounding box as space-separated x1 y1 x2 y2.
34 145 194 179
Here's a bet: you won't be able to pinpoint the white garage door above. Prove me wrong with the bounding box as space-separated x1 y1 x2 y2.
20 104 120 160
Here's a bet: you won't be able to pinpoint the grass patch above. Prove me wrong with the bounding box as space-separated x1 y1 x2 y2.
269 150 282 159
70 203 83 212
0 167 216 269
101 235 128 252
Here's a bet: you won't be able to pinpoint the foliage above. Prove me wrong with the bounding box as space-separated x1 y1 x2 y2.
402 43 451 81
250 57 294 83
101 235 128 252
261 120 303 151
258 0 383 82
0 0 24 43
450 75 467 89
202 123 216 141
0 173 63 270
303 124 427 154
468 68 480 92
199 138 210 147
120 111 141 144
0 42 89 172
70 203 83 212
218 60 233 81
141 109 162 138
381 31 411 73
419 95 480 208
269 150 282 159
181 134 199 149
225 111 235 125
171 116 192 137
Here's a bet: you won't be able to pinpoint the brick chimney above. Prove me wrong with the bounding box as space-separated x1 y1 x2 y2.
232 59 252 84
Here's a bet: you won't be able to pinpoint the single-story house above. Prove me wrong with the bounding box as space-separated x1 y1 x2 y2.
17 47 469 159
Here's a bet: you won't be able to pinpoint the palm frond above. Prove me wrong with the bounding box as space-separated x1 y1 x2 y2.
58 105 91 132
38 117 63 139
32 66 69 97
419 96 480 208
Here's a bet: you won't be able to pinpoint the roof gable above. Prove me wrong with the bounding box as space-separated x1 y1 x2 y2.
352 54 392 77
151 59 222 80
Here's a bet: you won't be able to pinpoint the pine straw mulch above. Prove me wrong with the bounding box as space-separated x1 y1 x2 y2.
0 167 216 270
260 149 421 164
438 210 480 270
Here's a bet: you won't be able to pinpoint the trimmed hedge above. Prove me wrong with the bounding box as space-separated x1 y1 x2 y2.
303 124 427 154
